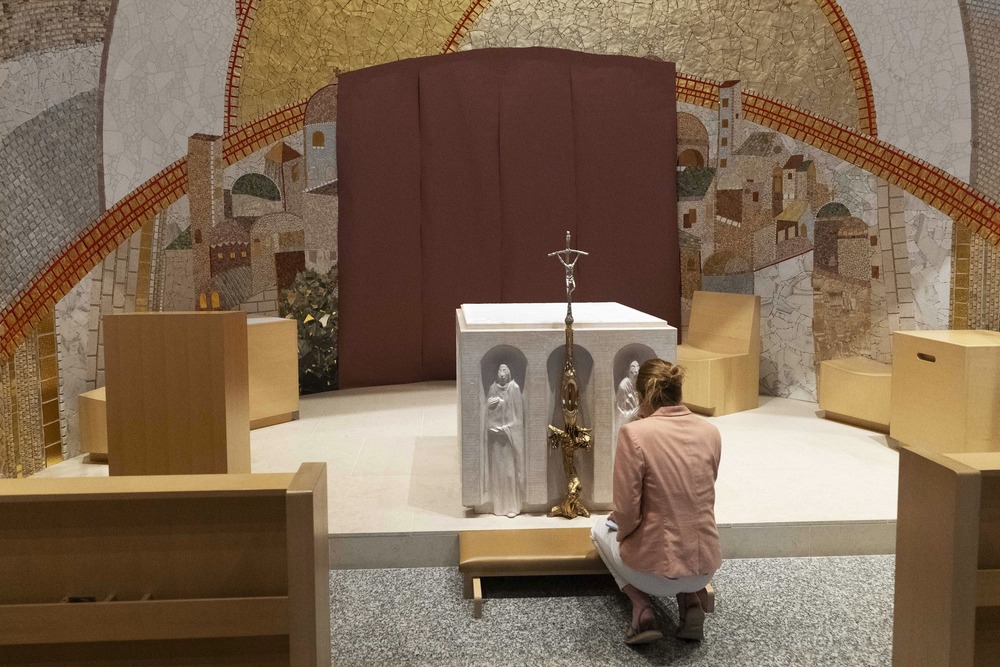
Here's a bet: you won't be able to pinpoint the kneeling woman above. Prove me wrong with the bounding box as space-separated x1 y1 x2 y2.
592 359 721 644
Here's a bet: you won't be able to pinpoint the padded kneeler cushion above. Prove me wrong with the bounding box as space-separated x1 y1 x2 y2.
459 527 608 575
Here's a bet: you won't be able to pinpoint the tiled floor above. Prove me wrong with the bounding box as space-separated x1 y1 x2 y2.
40 381 899 548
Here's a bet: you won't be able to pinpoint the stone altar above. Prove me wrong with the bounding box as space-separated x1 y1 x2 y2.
458 302 677 515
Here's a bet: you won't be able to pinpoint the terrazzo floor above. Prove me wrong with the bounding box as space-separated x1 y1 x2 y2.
329 555 894 666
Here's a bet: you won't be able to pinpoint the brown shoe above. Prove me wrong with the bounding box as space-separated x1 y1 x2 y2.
675 593 706 641
676 586 715 623
625 606 663 645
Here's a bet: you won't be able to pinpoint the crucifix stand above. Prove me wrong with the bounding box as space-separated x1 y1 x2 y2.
546 232 592 519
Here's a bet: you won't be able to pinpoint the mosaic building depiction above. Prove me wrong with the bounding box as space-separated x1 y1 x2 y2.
1 0 999 476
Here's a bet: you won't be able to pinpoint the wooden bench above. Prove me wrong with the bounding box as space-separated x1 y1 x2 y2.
818 356 892 433
0 463 330 665
459 527 608 618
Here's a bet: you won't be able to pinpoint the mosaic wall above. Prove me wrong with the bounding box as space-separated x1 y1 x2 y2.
957 0 1000 330
675 102 953 400
0 0 112 60
463 0 860 128
837 0 972 181
0 0 113 472
235 0 470 126
3 0 1000 471
0 315 58 478
101 0 234 206
0 43 103 140
0 91 101 311
54 272 92 460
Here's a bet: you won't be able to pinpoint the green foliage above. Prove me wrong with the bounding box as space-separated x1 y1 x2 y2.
232 173 281 200
166 227 192 250
678 167 716 198
280 267 339 394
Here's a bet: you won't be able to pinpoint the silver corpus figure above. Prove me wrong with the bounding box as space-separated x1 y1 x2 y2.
484 363 525 517
548 231 589 324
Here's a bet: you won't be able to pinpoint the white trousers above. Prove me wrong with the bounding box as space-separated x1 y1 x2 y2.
591 522 712 596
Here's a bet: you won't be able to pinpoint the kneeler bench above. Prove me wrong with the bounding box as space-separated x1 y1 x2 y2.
459 527 608 618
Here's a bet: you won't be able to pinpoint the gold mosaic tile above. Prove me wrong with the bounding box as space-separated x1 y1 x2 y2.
41 398 58 426
238 0 473 125
0 361 14 478
45 443 62 468
13 330 45 477
133 218 156 312
39 376 58 405
43 421 60 447
37 332 55 359
37 355 57 382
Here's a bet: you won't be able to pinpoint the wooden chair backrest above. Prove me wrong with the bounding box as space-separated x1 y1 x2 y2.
686 290 761 355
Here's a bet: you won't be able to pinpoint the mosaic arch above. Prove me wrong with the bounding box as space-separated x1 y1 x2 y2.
227 0 875 135
5 75 999 360
678 112 710 167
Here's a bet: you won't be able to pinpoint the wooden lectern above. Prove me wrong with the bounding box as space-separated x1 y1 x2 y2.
247 316 300 429
894 446 1000 666
103 311 251 476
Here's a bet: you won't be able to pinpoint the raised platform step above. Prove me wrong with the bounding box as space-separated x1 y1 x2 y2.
40 385 900 570
329 519 896 569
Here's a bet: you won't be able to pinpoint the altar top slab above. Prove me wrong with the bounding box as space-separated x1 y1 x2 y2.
459 302 673 331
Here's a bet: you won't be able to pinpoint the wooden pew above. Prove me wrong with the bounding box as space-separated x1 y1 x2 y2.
0 463 330 666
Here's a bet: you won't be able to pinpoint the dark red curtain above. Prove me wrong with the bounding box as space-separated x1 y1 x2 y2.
338 48 678 388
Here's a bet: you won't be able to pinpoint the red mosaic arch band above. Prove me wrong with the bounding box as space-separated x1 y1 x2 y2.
817 0 878 137
224 0 259 134
676 74 721 110
0 102 307 358
442 0 489 54
0 161 187 358
223 101 307 164
742 92 1000 245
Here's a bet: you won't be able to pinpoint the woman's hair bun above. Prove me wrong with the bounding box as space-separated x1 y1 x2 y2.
636 358 685 409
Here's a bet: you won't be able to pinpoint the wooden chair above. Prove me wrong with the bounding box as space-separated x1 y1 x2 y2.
677 291 761 416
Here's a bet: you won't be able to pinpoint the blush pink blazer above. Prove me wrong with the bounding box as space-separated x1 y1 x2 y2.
613 404 722 579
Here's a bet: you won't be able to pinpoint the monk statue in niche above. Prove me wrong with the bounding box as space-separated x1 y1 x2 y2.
613 360 641 461
484 364 525 517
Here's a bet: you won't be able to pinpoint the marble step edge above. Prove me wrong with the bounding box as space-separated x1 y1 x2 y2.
329 520 897 569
